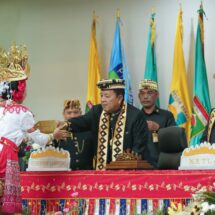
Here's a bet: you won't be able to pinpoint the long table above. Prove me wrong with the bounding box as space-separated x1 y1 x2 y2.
21 170 215 214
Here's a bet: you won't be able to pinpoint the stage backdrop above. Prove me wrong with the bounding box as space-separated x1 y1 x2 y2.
0 0 214 121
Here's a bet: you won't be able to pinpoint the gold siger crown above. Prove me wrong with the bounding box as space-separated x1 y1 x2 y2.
0 42 30 82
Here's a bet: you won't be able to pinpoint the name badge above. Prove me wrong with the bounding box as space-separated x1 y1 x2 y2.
152 132 158 143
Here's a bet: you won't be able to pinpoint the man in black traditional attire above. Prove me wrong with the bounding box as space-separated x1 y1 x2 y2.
138 79 176 167
56 100 94 170
62 79 149 170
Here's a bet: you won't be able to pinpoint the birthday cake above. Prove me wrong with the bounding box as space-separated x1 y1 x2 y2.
27 146 70 171
179 142 215 170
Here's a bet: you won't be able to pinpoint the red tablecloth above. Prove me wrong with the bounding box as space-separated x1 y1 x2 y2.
21 170 215 200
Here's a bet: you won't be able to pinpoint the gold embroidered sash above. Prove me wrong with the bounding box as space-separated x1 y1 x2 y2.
96 103 127 170
207 109 215 142
112 103 127 161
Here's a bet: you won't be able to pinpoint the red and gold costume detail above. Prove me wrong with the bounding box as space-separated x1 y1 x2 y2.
0 137 21 213
0 44 52 213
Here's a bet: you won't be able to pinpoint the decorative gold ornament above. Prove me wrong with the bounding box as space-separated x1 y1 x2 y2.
97 79 125 90
64 99 81 110
0 42 30 82
116 152 138 161
139 79 158 91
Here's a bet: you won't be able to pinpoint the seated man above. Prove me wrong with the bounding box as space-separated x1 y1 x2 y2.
60 79 149 170
56 100 94 170
200 108 215 144
200 74 215 144
138 79 176 167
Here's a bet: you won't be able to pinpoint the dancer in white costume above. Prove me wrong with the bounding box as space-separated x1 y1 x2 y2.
0 44 68 214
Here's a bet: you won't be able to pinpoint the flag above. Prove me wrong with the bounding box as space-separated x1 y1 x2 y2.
144 12 159 107
168 7 192 142
85 15 101 112
190 4 211 146
109 15 133 104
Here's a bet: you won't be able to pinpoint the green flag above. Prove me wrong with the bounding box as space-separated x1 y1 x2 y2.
190 3 211 146
144 12 159 106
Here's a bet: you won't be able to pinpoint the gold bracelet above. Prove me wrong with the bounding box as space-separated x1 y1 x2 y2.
47 133 54 144
66 121 72 131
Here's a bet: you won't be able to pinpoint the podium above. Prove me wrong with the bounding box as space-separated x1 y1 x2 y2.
106 152 154 170
106 160 154 170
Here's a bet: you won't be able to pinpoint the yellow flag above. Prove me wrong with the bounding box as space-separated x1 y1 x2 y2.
168 8 192 142
86 15 101 112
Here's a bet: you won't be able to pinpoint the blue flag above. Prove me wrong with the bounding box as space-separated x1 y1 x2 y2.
109 18 133 104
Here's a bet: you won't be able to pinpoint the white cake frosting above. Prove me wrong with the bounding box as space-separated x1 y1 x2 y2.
179 142 215 170
27 146 71 171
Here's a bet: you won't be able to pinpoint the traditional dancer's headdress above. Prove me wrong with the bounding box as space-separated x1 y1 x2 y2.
0 43 30 82
0 43 30 100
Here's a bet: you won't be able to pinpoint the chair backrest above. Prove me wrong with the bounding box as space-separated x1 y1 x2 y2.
158 126 187 153
157 126 187 169
157 152 182 169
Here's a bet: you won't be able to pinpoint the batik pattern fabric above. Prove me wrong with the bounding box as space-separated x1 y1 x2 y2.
0 137 22 214
96 103 127 170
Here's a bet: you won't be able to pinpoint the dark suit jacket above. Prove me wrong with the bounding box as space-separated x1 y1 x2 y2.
68 104 149 162
142 107 176 166
201 108 215 144
56 132 94 170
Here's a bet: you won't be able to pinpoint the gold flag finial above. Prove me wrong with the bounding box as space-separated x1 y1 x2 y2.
151 7 155 14
93 10 96 19
92 10 99 24
116 8 120 19
179 2 182 11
